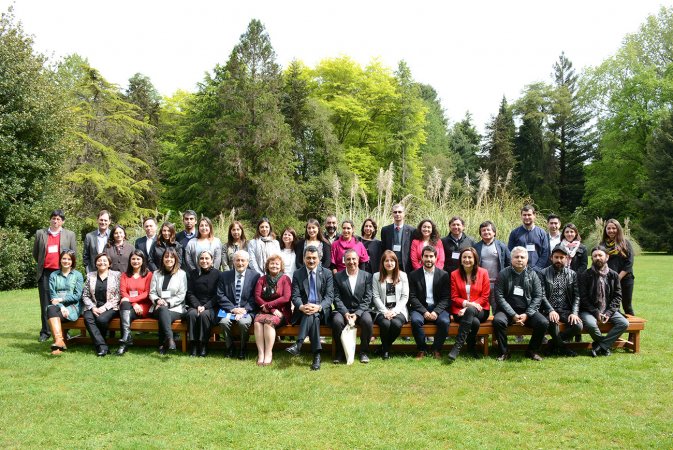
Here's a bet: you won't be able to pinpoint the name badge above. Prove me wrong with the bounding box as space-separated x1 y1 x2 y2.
393 244 401 252
48 245 59 254
129 290 139 298
513 286 524 296
526 244 536 252
452 252 460 259
160 290 171 299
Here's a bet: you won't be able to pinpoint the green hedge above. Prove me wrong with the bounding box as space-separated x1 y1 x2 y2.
0 227 35 291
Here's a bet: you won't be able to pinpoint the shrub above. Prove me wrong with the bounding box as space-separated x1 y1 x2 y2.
0 227 35 290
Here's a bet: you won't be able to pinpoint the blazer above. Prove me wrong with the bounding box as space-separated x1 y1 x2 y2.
380 223 415 272
186 268 220 310
82 270 121 312
360 238 383 274
83 229 110 273
254 274 292 324
333 269 373 316
450 267 490 315
495 266 543 318
134 236 157 272
566 243 588 274
371 271 409 320
290 266 334 324
149 269 188 314
33 228 77 281
184 238 223 273
221 241 248 271
216 268 260 314
410 239 446 271
473 239 511 275
579 267 622 319
104 242 134 273
441 233 477 273
151 241 184 272
294 239 331 269
48 269 84 321
407 267 451 315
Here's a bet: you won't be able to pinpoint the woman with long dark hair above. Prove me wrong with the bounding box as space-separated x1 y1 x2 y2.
371 250 409 359
185 250 219 357
81 253 121 356
105 224 134 272
151 222 183 270
221 221 248 270
117 249 153 355
559 223 588 274
294 218 331 268
410 219 445 270
360 218 383 274
184 217 222 272
601 219 636 315
150 247 187 354
247 218 281 275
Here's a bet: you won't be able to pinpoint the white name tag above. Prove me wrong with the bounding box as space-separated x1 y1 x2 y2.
513 286 524 296
160 290 171 299
129 290 139 298
393 244 401 252
526 244 536 252
452 252 460 259
48 245 59 254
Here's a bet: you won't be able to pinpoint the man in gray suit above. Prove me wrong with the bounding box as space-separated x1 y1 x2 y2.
83 210 111 273
33 209 77 342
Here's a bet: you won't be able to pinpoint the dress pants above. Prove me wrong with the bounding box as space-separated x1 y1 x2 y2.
186 308 215 342
375 313 406 352
580 311 628 351
219 314 253 350
153 307 184 343
493 310 548 355
296 312 324 354
82 309 118 351
410 308 451 351
620 275 635 315
547 311 583 344
331 311 373 356
37 269 57 337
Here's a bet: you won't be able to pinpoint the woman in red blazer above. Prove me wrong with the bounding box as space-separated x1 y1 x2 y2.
449 247 490 361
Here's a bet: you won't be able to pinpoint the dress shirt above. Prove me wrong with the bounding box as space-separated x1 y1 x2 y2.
424 268 435 307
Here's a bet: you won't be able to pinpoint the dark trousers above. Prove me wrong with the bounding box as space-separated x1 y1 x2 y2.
296 312 324 354
82 309 118 351
46 304 66 320
331 311 373 356
186 308 215 342
119 301 141 320
410 309 451 351
37 269 57 337
453 307 489 348
375 313 406 351
620 275 635 315
493 310 549 355
153 307 183 343
547 312 583 345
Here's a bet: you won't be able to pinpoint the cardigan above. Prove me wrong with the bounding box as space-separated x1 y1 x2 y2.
254 274 292 324
371 271 409 321
82 270 121 312
247 238 281 275
120 272 153 317
450 267 491 315
48 269 84 321
149 269 188 314
184 238 223 273
221 241 248 271
105 242 134 273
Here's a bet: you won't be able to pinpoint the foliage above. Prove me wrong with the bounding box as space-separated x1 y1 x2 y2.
0 226 34 290
449 112 481 181
483 96 516 188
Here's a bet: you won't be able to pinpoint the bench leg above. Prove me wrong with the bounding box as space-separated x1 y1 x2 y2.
630 331 640 353
482 336 489 357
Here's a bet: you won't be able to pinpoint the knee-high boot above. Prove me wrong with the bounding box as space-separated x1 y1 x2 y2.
116 309 133 355
49 317 67 354
448 319 471 361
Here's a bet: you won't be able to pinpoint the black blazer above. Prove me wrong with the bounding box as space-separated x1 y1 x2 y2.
216 268 260 313
294 240 331 269
380 223 415 273
407 267 451 315
579 267 622 318
134 236 157 272
361 238 383 274
333 270 373 316
291 266 334 324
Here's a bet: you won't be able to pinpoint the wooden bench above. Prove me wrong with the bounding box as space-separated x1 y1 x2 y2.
492 315 647 353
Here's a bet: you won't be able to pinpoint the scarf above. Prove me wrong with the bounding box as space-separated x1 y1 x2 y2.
592 263 610 313
560 240 579 266
255 237 275 267
262 273 283 300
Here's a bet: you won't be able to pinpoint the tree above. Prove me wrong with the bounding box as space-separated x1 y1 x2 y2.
483 96 516 187
449 112 481 181
418 84 455 180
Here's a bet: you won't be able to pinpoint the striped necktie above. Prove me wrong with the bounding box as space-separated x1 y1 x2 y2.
235 274 242 306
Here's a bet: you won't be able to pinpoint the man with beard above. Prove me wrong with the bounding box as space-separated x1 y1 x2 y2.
323 215 340 244
579 246 628 357
508 205 550 273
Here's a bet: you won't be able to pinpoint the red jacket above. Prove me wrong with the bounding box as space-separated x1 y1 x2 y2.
450 267 490 315
254 274 292 324
120 272 153 317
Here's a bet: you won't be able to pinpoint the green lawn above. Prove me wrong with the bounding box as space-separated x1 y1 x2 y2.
1 255 671 449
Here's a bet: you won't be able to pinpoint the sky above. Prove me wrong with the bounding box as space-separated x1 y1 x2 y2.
4 0 668 131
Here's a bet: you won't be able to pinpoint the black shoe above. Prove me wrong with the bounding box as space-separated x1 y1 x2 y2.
559 347 578 357
382 352 390 360
468 349 483 359
158 345 167 355
167 339 177 352
115 344 128 356
359 353 370 364
199 343 208 358
310 353 321 370
189 342 198 357
496 352 511 361
237 350 246 360
39 333 50 343
590 342 599 358
96 348 109 357
448 345 461 361
226 347 235 358
286 343 302 356
598 347 612 357
333 353 345 364
525 351 543 361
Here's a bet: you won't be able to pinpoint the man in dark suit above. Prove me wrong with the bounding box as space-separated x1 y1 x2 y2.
134 217 158 272
83 209 111 273
380 203 415 272
408 245 451 359
286 245 334 370
33 209 78 342
331 249 374 364
216 249 260 359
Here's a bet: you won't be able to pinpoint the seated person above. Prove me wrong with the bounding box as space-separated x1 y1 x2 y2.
117 250 153 355
81 253 121 357
185 250 220 357
150 247 188 355
46 250 83 355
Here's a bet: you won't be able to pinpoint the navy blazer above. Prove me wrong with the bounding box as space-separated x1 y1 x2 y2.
216 268 260 314
380 223 415 273
407 267 451 315
473 239 511 274
333 269 373 316
134 236 157 272
291 266 334 324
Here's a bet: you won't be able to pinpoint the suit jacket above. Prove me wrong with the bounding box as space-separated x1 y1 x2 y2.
82 270 121 312
135 236 157 272
380 223 415 272
371 271 409 320
290 266 334 324
407 267 451 315
333 269 373 316
450 267 491 315
216 268 260 314
33 228 77 281
83 229 110 274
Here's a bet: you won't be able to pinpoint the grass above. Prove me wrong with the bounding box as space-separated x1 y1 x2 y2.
1 254 671 449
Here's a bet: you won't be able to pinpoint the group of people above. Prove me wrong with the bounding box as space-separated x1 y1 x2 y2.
33 204 636 369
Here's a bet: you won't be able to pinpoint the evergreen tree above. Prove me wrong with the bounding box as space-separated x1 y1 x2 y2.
483 96 516 186
418 84 455 180
449 112 481 180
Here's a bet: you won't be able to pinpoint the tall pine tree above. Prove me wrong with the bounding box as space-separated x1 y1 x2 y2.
483 96 516 187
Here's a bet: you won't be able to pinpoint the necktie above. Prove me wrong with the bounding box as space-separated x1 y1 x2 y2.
395 226 401 246
235 274 242 306
309 271 317 304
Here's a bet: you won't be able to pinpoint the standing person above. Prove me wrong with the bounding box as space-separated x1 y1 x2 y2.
216 250 260 359
117 250 153 355
150 247 188 355
185 250 219 357
410 219 445 271
547 214 562 251
407 246 451 360
279 227 298 279
507 205 550 273
46 250 83 355
247 218 281 275
323 214 340 244
286 246 334 371
473 220 511 311
221 221 248 271
253 254 292 366
135 217 158 272
331 220 369 273
81 253 121 357
579 246 629 357
184 217 222 273
33 209 77 342
295 218 331 269
105 224 134 273
151 222 183 270
380 204 415 273
493 247 548 361
601 219 636 316
441 216 476 273
359 218 383 274
559 223 588 274
371 251 409 359
448 248 490 361
175 209 197 253
83 210 111 273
